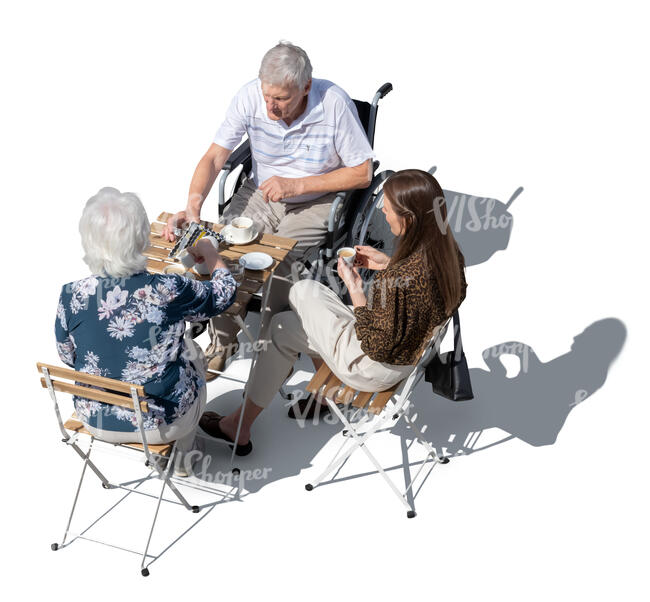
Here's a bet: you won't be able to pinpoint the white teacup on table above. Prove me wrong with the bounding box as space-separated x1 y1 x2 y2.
223 216 256 244
337 247 356 267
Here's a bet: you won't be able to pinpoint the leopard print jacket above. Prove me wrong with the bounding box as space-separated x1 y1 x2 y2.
353 250 467 365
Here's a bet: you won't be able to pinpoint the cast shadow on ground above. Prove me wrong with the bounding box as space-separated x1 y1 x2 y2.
194 317 626 494
443 185 523 267
392 318 627 455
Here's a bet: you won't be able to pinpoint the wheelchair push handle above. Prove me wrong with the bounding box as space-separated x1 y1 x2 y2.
376 82 393 99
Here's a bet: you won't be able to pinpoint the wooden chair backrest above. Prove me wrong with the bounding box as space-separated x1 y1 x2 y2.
37 362 148 412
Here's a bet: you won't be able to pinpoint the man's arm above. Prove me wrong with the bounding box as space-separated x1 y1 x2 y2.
259 159 372 203
162 143 232 241
186 143 233 216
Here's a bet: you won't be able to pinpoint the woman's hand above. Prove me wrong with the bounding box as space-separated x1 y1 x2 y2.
338 258 367 307
187 239 226 273
354 245 390 270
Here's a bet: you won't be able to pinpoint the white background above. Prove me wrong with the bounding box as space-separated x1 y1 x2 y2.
1 1 648 599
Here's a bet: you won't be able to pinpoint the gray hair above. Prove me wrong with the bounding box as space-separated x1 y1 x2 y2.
79 187 150 277
259 41 312 90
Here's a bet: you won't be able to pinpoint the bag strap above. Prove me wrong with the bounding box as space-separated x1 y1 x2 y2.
452 310 464 362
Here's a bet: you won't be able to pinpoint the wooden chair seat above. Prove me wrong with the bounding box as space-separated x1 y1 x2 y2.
63 415 172 456
306 363 399 415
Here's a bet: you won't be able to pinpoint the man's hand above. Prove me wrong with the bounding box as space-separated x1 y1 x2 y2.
354 245 390 270
259 176 303 203
161 209 200 242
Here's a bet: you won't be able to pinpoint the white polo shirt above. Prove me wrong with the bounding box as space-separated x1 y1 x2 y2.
213 78 375 203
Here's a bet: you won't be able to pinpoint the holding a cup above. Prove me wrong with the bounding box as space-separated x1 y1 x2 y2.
336 246 356 266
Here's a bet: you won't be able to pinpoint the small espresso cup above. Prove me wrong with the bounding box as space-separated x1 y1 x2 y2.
337 246 356 266
229 216 254 244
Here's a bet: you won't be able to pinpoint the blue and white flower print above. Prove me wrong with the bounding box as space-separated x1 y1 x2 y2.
55 268 236 433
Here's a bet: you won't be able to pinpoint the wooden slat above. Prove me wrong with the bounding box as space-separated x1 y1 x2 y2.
368 386 399 415
146 258 168 274
352 391 374 409
257 232 296 251
338 386 357 405
37 362 145 396
63 417 172 455
41 378 148 412
306 363 333 395
224 242 289 261
322 374 343 402
149 232 174 249
145 246 173 261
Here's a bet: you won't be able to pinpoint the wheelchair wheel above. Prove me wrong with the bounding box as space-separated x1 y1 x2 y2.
345 170 396 281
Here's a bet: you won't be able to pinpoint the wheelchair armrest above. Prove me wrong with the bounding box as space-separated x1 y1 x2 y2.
223 139 251 171
218 140 252 211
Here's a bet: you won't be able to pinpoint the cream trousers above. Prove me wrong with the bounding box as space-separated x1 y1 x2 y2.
246 280 413 409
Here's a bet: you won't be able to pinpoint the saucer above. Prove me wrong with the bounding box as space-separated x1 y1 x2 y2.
239 252 273 270
221 224 259 245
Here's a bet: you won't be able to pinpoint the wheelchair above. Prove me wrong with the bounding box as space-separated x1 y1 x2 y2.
213 82 394 278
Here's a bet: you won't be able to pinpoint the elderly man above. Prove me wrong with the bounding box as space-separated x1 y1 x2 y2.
163 41 374 378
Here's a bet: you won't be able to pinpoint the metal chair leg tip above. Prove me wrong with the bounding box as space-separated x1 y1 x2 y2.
305 483 314 491
191 506 200 513
440 456 450 464
141 568 150 577
51 543 59 551
407 510 416 519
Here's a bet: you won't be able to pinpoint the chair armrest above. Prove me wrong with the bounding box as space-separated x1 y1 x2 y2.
223 139 251 171
218 140 252 210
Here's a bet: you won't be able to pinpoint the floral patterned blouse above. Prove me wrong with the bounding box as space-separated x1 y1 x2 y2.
55 269 236 433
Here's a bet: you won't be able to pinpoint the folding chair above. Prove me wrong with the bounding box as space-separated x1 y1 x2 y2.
303 320 451 518
37 362 225 576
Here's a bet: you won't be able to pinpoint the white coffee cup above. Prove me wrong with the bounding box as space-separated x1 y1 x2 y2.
337 247 356 266
228 216 254 244
178 249 195 269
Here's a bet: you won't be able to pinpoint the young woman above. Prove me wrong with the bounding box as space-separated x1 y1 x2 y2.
199 169 467 455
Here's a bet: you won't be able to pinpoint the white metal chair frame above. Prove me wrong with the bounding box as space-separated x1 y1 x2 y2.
304 321 451 518
38 363 238 576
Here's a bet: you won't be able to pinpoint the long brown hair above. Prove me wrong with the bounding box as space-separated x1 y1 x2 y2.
383 169 465 316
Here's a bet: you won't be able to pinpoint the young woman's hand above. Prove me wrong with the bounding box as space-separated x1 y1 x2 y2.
353 245 390 270
337 258 367 307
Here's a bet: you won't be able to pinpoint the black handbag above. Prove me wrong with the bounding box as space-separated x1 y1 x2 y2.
424 310 474 401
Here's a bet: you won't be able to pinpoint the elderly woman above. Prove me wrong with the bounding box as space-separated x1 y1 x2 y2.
200 169 468 455
55 187 236 472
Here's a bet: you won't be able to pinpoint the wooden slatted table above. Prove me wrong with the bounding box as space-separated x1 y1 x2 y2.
145 212 297 321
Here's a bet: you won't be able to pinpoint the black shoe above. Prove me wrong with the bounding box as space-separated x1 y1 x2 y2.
198 412 252 456
287 396 331 420
189 320 208 339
